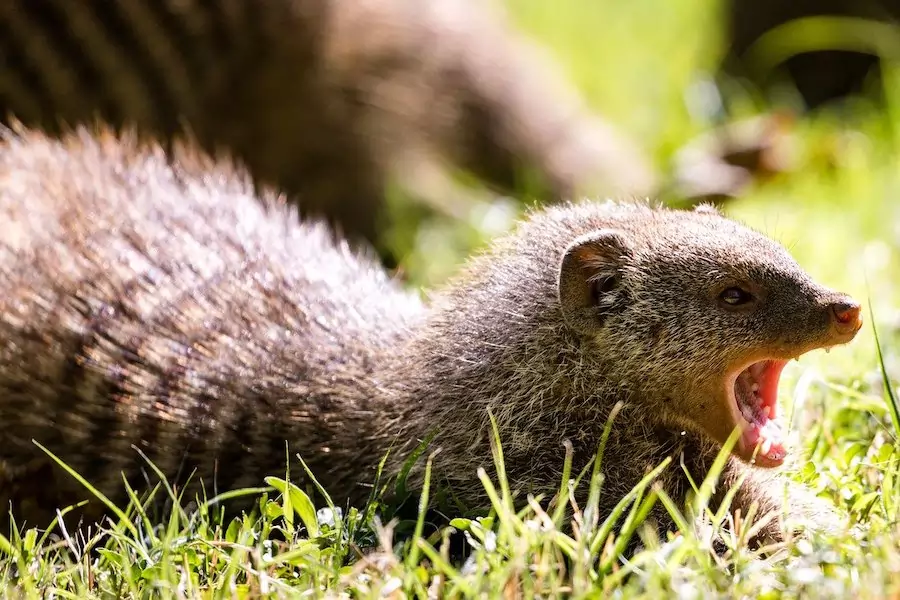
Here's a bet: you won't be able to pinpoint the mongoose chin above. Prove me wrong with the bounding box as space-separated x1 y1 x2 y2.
0 128 861 544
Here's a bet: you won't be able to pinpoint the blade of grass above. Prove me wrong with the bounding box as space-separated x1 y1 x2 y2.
550 440 575 526
201 487 272 511
131 445 190 525
580 402 625 537
589 456 672 556
395 431 437 500
33 440 138 538
404 452 435 570
415 537 476 597
692 426 742 515
487 410 514 512
868 294 900 438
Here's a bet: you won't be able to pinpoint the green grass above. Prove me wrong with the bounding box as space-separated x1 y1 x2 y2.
5 0 900 596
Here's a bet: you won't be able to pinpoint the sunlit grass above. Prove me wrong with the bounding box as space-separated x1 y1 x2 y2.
3 361 900 598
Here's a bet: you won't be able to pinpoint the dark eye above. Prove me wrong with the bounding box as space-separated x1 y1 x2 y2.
719 286 754 307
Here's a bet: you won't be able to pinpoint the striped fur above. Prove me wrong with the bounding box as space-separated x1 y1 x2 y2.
0 126 425 526
0 0 655 246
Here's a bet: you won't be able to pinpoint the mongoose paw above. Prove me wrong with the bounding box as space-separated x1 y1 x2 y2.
752 490 846 549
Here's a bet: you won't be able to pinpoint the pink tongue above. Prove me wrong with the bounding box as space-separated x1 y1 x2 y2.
741 360 789 463
758 360 787 416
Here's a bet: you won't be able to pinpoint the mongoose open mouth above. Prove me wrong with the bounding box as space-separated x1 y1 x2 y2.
730 359 789 466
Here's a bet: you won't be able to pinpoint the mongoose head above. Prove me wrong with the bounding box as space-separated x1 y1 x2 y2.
551 201 862 467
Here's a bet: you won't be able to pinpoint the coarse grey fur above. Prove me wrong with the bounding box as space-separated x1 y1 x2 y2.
0 0 654 246
0 128 859 545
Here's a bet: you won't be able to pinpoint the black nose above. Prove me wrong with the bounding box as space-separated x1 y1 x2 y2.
829 299 862 335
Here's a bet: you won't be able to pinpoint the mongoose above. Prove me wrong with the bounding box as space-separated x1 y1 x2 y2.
0 0 654 246
0 127 862 545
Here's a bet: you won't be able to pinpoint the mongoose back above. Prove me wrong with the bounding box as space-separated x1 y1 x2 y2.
0 0 654 245
0 128 862 543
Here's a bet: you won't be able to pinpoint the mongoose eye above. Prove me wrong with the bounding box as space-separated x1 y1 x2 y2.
719 286 754 307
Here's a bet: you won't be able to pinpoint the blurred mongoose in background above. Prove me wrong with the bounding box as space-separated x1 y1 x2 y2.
0 128 862 544
0 0 654 247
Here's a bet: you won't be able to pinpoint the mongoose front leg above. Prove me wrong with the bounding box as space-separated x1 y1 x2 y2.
718 459 844 547
630 442 843 549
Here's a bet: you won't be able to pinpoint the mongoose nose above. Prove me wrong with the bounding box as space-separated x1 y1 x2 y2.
830 299 863 334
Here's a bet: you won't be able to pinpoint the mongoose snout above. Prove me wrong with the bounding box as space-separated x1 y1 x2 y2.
720 294 861 467
829 299 863 336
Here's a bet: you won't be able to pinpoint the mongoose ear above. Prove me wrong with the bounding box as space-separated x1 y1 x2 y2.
557 229 631 335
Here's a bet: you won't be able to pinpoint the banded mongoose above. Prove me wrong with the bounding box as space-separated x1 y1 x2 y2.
0 0 654 246
0 128 862 544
